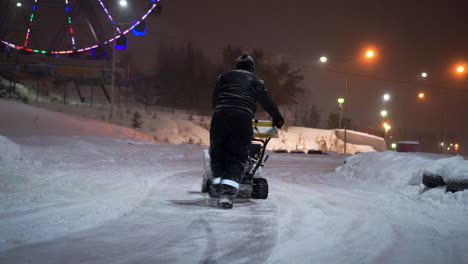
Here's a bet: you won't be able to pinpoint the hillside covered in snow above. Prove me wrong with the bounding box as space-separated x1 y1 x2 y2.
24 100 380 154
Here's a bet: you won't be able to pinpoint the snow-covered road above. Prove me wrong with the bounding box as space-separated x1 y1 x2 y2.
1 135 467 264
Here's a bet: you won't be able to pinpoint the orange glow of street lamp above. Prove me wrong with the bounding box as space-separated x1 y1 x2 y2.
365 49 375 58
382 122 391 132
418 92 425 99
453 63 467 77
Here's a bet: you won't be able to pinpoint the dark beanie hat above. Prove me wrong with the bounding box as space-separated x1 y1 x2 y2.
236 52 255 72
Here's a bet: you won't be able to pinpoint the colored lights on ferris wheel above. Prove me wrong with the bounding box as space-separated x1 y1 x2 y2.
132 21 147 36
115 35 128 50
91 46 107 58
2 0 159 54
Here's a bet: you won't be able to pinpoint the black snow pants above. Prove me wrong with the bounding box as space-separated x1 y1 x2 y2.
209 108 253 197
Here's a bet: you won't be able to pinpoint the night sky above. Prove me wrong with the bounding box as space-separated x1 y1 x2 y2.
127 0 468 153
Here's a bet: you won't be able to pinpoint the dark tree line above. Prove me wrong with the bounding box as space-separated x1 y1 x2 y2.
153 42 220 114
151 42 305 115
135 42 342 129
327 112 352 129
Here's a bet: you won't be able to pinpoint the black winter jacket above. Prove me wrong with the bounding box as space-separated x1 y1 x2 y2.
212 70 282 120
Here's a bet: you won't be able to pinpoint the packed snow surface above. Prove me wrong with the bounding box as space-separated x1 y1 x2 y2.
1 99 468 264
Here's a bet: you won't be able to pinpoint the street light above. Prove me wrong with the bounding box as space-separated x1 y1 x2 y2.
16 2 22 7
383 93 390 101
365 49 375 58
380 110 388 118
383 122 391 132
119 0 128 7
320 56 327 63
361 47 377 64
421 72 428 78
337 98 345 129
418 92 425 99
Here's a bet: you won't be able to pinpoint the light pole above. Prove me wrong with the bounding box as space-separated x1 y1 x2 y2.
337 97 344 129
108 3 128 121
109 45 117 120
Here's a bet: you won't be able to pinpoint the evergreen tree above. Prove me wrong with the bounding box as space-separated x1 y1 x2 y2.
305 104 320 128
131 111 142 129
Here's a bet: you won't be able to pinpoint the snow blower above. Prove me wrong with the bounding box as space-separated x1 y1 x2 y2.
201 120 279 199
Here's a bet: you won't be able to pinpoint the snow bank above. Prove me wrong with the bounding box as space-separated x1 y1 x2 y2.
0 135 24 166
335 129 387 151
336 151 434 186
423 156 468 181
333 151 468 205
268 126 376 154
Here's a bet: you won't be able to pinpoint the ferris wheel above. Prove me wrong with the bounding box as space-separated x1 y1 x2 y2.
0 0 161 56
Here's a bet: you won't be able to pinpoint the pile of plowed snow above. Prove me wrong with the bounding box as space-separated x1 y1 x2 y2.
331 151 468 205
336 151 434 186
0 136 25 167
423 156 468 181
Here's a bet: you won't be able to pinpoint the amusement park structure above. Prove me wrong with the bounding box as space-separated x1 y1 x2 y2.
0 0 161 109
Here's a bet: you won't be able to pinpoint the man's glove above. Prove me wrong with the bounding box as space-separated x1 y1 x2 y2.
273 116 284 129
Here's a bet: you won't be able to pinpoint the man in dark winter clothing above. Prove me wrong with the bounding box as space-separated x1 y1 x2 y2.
210 52 284 209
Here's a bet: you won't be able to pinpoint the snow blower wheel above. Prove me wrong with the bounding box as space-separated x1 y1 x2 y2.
422 174 446 188
252 178 269 199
